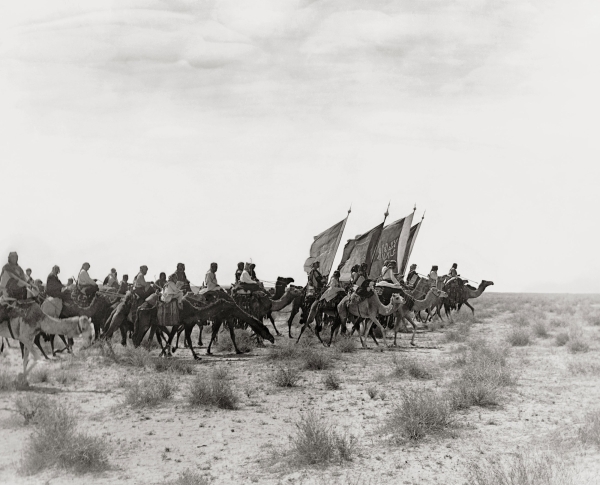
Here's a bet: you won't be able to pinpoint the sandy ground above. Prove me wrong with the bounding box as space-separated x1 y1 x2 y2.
2 293 600 485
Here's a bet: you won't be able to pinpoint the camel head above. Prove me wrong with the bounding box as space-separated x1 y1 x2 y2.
390 293 405 309
78 316 95 348
277 277 295 285
286 286 304 298
431 287 448 299
480 280 494 289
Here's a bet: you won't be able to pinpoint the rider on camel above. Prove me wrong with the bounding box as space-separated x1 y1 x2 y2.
308 261 325 294
205 263 222 291
133 265 154 299
162 273 185 307
78 262 99 297
235 262 244 283
381 260 401 285
0 252 29 301
428 265 439 288
240 263 261 292
406 264 419 289
174 263 191 293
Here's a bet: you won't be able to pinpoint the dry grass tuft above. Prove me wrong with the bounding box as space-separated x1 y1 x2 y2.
578 409 600 448
274 364 301 388
0 369 15 391
302 348 333 370
215 328 255 353
267 341 300 361
443 323 470 343
15 395 50 425
20 400 109 475
119 347 153 367
532 321 550 338
154 358 194 375
125 377 177 408
567 358 600 376
333 334 356 353
506 327 531 347
555 332 569 346
387 389 453 442
366 386 378 399
323 371 341 390
188 372 239 409
159 469 211 485
289 411 357 465
567 339 590 353
29 368 51 384
469 451 578 485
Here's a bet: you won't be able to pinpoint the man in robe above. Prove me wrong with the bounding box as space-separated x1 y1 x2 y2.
162 273 184 307
308 261 324 293
43 265 65 317
78 262 99 296
0 252 30 301
235 262 244 283
381 260 401 285
155 272 167 289
428 265 439 288
133 265 153 299
104 268 119 289
205 263 222 291
406 264 419 289
240 263 261 291
118 275 129 295
174 263 191 293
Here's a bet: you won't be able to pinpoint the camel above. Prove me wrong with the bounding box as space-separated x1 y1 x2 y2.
265 277 295 335
133 293 274 359
443 280 494 322
336 293 404 348
285 286 320 338
296 290 347 346
392 287 448 346
60 293 115 338
0 302 93 382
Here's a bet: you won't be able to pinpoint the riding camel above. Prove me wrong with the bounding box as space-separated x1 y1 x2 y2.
336 293 404 348
443 280 494 322
264 277 295 335
285 286 321 339
0 302 93 382
296 290 347 345
60 293 115 338
392 287 448 346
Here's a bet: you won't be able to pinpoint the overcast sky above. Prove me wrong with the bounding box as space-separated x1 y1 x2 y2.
0 0 598 293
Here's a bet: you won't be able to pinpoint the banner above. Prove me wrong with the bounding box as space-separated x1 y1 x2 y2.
368 212 414 279
338 222 384 281
400 220 422 276
303 215 349 276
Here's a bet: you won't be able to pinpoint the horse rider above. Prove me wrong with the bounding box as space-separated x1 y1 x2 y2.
104 268 119 289
0 252 29 301
205 263 222 291
235 262 244 283
381 260 401 285
78 262 99 297
428 265 439 288
118 275 129 294
155 272 167 289
174 263 191 293
406 264 419 289
133 265 154 299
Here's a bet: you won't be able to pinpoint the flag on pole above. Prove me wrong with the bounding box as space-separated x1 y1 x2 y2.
400 220 422 276
368 211 414 279
338 222 385 281
303 213 350 276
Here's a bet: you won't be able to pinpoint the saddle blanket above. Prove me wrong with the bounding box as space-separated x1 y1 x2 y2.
320 287 345 303
157 300 179 327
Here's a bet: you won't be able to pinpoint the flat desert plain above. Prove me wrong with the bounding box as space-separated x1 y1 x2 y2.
2 292 600 485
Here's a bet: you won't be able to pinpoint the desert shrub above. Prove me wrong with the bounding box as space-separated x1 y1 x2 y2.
154 358 194 375
125 377 177 408
323 371 341 390
549 318 567 328
513 313 529 327
0 369 15 391
54 368 79 385
15 395 50 425
274 364 301 388
567 359 600 376
532 321 549 338
159 469 210 485
267 342 300 361
387 389 453 442
302 348 332 370
21 401 109 475
584 313 600 327
29 368 51 384
568 339 590 354
366 386 378 399
443 323 470 343
555 332 569 346
290 411 356 465
406 357 434 380
469 451 577 485
578 409 600 447
215 328 255 353
188 374 239 409
450 341 514 409
506 328 531 347
211 366 231 381
333 334 356 353
119 347 152 367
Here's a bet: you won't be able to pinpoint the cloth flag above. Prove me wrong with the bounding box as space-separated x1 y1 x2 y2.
400 220 422 276
368 211 414 279
338 222 385 281
303 215 349 276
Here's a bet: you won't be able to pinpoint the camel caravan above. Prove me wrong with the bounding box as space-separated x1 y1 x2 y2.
0 206 493 384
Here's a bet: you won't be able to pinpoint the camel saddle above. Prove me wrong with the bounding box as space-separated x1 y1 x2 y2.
319 286 345 303
157 300 180 327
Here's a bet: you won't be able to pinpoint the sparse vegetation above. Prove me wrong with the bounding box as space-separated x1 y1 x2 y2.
578 409 600 447
387 389 453 441
289 411 356 465
323 371 341 390
443 323 470 342
159 469 211 485
469 451 577 485
267 342 299 361
216 328 255 353
125 377 177 408
20 400 109 474
274 364 301 388
333 334 356 353
0 369 15 391
119 347 153 367
567 338 590 353
366 386 378 399
532 321 549 338
555 332 569 346
188 369 239 409
154 358 194 374
15 395 49 425
506 327 531 346
302 348 333 370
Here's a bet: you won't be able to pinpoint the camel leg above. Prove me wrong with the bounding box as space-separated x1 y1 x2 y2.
296 320 311 344
207 320 222 355
32 335 50 360
184 325 201 360
328 316 341 347
228 323 242 354
172 326 184 353
361 320 374 348
119 324 128 346
403 314 418 346
372 318 388 347
464 301 475 316
287 299 301 338
267 312 281 336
